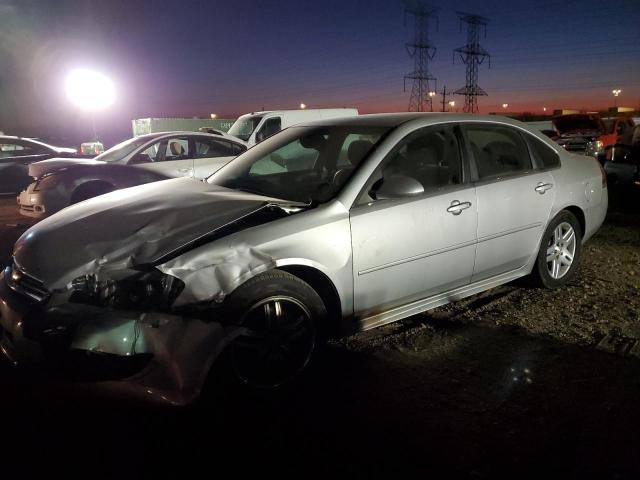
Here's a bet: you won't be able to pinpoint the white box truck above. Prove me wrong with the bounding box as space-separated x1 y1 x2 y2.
226 108 358 147
132 118 236 136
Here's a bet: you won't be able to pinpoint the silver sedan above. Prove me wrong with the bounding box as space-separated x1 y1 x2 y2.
0 114 607 403
17 131 246 218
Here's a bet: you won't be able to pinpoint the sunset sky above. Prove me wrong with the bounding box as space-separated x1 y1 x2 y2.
1 0 639 145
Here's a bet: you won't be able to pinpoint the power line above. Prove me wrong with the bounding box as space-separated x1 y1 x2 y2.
453 12 490 113
403 1 439 112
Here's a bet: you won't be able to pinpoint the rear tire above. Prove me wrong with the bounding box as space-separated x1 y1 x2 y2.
531 210 582 289
70 182 115 204
220 269 328 390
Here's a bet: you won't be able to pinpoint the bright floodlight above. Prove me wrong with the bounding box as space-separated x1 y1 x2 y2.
66 69 115 111
300 103 307 109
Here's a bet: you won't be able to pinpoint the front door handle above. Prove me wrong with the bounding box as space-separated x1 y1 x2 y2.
447 200 472 215
535 182 553 194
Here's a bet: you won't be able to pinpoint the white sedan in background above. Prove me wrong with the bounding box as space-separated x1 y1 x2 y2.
18 131 247 218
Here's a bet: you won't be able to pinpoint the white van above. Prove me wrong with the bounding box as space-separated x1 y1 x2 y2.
226 108 358 147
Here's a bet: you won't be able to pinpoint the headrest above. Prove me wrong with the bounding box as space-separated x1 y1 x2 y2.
347 140 374 165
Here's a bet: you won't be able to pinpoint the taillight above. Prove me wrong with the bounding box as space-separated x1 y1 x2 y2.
598 161 607 188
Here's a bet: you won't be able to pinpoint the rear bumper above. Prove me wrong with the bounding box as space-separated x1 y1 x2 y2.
0 270 243 405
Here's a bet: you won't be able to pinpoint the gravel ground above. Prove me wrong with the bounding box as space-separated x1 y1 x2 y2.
0 197 639 478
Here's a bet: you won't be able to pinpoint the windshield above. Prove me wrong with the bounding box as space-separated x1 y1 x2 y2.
94 137 152 163
227 115 264 141
208 125 391 204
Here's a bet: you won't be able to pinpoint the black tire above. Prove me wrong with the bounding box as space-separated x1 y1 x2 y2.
531 210 582 289
220 269 328 390
70 182 115 204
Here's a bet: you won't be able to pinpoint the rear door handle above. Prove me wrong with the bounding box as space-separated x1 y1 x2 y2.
447 200 472 215
535 182 553 194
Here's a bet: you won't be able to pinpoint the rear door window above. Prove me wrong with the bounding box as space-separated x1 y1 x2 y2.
525 134 560 169
194 138 236 158
464 124 532 180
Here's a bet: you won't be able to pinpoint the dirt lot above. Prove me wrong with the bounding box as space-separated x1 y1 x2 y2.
0 197 639 478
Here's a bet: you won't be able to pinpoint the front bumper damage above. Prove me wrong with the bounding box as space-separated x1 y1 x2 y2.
0 270 244 405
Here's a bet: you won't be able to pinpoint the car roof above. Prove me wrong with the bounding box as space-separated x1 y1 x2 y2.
293 112 534 129
0 135 48 144
134 131 244 144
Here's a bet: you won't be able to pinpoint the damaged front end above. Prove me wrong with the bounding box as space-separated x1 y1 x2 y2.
0 179 308 404
0 262 245 405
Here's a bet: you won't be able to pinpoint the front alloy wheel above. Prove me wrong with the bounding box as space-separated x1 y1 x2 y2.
220 269 328 390
232 295 316 389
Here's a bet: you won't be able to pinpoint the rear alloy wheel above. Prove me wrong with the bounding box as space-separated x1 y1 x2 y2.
223 270 327 389
532 210 582 288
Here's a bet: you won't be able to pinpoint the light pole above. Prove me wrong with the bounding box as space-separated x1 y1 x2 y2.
428 91 436 112
612 89 621 108
65 69 115 141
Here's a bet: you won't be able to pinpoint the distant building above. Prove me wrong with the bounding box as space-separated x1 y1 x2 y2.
553 109 580 116
131 117 236 136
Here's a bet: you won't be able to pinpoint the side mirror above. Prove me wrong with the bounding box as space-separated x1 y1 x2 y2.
373 174 424 200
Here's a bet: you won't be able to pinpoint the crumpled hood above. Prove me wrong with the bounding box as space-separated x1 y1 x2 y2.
29 158 106 178
13 177 290 290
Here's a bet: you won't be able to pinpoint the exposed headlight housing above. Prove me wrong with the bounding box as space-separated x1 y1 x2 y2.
70 270 184 311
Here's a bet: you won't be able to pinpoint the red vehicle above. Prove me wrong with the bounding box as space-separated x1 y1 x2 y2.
552 114 635 156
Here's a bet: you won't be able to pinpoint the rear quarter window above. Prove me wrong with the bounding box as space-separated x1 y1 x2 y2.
526 134 560 169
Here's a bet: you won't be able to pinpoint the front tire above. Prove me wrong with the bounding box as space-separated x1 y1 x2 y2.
222 269 327 389
532 210 582 289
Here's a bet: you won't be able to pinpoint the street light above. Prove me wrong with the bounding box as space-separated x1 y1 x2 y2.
300 103 307 109
428 91 436 112
210 113 217 119
65 69 115 141
612 89 622 107
502 103 509 109
448 100 455 112
66 69 115 111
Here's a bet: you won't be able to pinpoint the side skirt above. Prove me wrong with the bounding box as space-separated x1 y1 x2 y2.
354 265 531 333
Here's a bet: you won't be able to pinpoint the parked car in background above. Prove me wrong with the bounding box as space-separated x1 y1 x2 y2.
18 131 247 218
552 114 635 156
0 114 607 404
585 116 636 157
226 108 358 147
553 114 605 154
600 143 640 202
0 136 77 194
